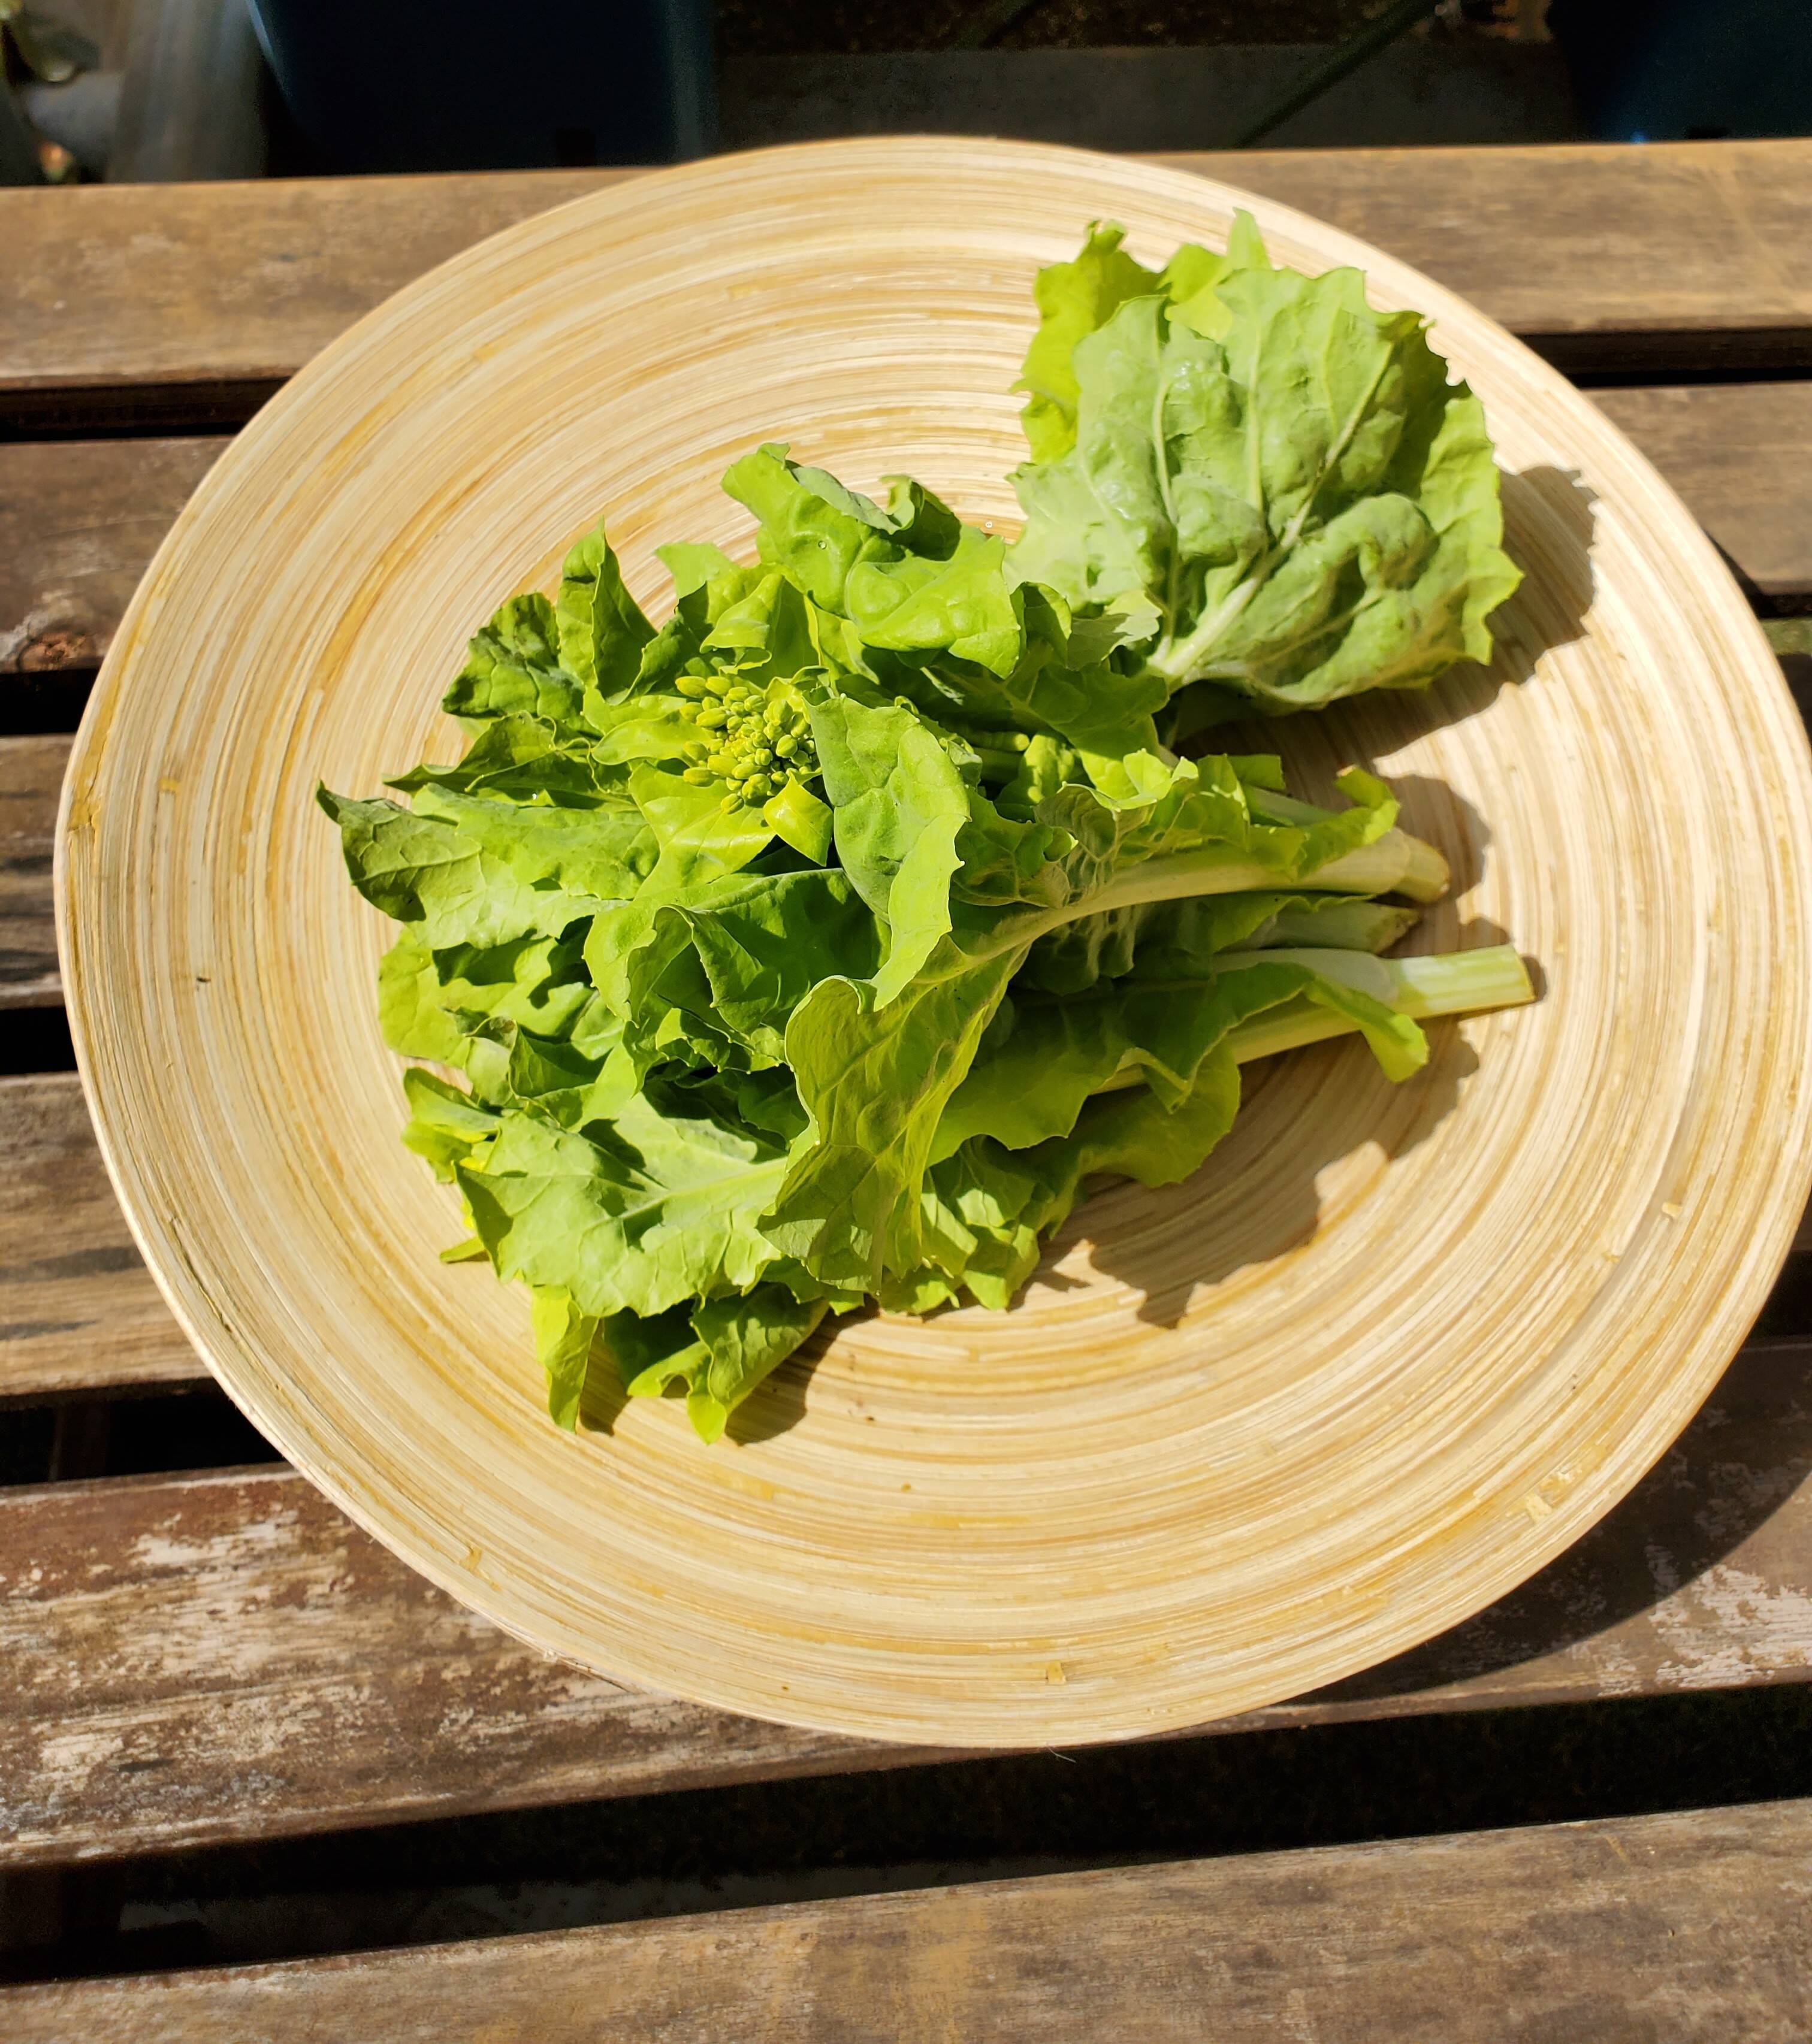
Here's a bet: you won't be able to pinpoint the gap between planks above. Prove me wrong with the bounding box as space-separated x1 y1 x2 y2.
2 1797 1809 2040
2 1328 1809 1868
2 385 1810 682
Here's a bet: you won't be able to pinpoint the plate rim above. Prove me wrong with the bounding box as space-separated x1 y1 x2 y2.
56 135 1812 1745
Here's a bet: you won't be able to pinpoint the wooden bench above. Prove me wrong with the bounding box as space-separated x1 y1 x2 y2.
2 140 1810 2034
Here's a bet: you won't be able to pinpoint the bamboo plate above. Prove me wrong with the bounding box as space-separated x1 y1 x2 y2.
58 138 1812 1747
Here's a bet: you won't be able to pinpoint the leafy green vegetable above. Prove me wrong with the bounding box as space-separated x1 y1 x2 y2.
1007 211 1521 722
322 219 1535 1443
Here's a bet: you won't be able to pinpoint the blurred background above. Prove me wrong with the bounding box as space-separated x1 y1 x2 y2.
3 0 1808 188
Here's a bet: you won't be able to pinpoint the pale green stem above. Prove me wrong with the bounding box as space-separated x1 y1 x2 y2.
1248 786 1450 902
1092 944 1533 1091
1068 826 1448 920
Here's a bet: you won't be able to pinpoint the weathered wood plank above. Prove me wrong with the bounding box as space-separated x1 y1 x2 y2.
1594 383 1812 603
0 736 63 1008
0 1464 919 1868
7 1798 1810 2040
0 438 227 673
1153 141 1812 376
0 1074 206 1401
4 1337 1808 1867
0 171 631 429
2 142 1810 427
5 392 1808 685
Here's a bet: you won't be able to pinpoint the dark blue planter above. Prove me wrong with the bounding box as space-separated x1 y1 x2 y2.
1550 0 1811 142
245 0 715 173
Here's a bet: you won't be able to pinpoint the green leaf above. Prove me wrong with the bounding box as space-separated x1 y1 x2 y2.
700 569 819 682
938 942 1427 1163
443 592 588 731
400 1068 500 1182
722 442 902 610
688 1286 829 1439
318 788 603 949
1019 887 1415 996
460 1094 790 1320
1015 222 1160 463
530 1285 601 1431
844 525 1024 679
762 779 835 864
1007 230 1520 715
378 926 597 1071
554 521 655 705
1213 946 1427 1081
628 764 779 892
910 1139 1047 1310
606 1302 706 1397
760 941 1022 1289
388 713 610 807
1021 1044 1246 1221
584 868 882 1069
407 780 654 903
805 689 971 1003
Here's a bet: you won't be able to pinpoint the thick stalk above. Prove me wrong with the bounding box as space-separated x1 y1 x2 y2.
972 811 1450 966
1068 826 1446 921
1092 945 1533 1089
1248 786 1449 902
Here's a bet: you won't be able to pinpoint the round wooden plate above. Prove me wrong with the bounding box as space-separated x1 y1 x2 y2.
58 139 1812 1746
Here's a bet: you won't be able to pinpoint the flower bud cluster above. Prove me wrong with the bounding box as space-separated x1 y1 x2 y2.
675 666 819 812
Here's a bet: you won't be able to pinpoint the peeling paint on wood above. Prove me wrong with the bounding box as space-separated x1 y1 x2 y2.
0 737 64 1009
0 440 229 675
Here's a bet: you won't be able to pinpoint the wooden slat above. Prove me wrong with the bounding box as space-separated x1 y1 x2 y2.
2 143 1811 427
0 1074 206 1401
0 735 62 1009
1159 141 1812 376
7 1798 1810 2040
5 1337 1809 1868
0 1464 914 1868
5 391 1810 684
0 438 227 673
1596 383 1812 603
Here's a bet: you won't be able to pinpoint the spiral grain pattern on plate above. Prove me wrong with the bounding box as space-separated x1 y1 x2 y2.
56 139 1812 1745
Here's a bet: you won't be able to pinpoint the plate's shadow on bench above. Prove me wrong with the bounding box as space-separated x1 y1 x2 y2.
1282 1335 1812 1716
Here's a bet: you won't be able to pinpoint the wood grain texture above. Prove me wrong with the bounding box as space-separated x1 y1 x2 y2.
4 1338 1808 1867
4 397 1808 686
7 1800 1810 2040
1 737 62 1008
1594 385 1812 604
0 439 227 674
56 140 1812 1746
3 141 1811 423
0 1073 207 1401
